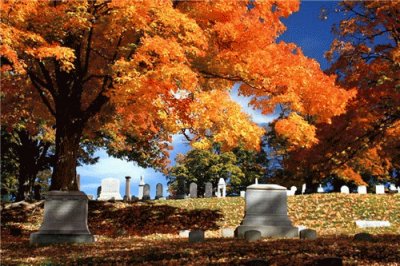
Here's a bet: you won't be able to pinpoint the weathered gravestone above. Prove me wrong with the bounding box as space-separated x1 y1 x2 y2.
204 182 213 198
189 182 198 198
124 176 131 201
138 176 145 200
340 185 350 194
317 184 324 193
357 186 367 194
236 184 298 239
30 191 94 245
143 184 150 200
98 178 122 200
287 186 297 196
301 183 306 194
375 185 385 194
156 183 164 199
240 191 246 198
189 230 205 243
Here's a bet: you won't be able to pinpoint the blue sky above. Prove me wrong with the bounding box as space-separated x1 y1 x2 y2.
78 1 343 199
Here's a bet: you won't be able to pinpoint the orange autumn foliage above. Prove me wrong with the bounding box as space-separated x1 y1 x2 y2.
1 0 354 189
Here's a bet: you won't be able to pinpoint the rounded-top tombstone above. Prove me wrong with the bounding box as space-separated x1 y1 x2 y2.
236 184 298 239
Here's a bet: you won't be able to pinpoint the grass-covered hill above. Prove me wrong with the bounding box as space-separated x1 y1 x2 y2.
1 193 400 265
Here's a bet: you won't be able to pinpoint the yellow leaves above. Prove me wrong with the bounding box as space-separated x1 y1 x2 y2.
26 44 76 72
188 90 265 152
275 113 318 150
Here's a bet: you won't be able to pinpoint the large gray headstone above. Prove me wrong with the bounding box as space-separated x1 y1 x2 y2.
143 184 150 200
98 178 122 200
155 183 163 199
189 182 198 198
236 184 298 239
204 182 213 198
30 191 94 245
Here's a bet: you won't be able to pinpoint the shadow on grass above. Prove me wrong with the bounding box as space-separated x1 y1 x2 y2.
88 201 224 236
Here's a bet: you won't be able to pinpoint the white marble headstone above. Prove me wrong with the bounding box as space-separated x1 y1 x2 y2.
389 184 397 191
375 185 385 194
340 185 350 194
357 185 367 194
98 178 122 200
317 184 324 193
356 220 391 228
301 183 306 194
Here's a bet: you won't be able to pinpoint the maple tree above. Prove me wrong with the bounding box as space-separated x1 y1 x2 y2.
1 0 353 191
274 1 400 189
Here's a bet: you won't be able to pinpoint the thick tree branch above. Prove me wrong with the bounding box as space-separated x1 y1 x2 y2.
29 73 56 117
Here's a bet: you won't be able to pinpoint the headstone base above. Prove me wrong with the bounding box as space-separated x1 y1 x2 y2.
30 233 94 245
236 225 298 239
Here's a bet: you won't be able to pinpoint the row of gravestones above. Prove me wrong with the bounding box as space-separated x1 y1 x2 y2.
97 177 230 201
187 178 227 198
97 176 166 201
286 184 400 196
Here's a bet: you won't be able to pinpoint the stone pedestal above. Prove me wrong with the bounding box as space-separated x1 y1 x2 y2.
236 184 298 238
30 191 94 245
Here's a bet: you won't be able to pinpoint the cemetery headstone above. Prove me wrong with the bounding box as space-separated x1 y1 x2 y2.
254 178 258 184
236 184 298 238
179 230 190 238
340 185 350 194
143 184 150 200
221 228 235 238
317 184 324 193
216 178 226 198
124 176 131 201
204 182 213 198
138 176 145 200
299 229 317 240
355 220 390 228
398 186 400 193
354 232 374 242
98 178 122 200
301 183 306 194
287 186 297 196
97 186 101 199
357 186 367 194
240 191 246 198
30 191 94 245
189 230 205 243
375 185 385 194
189 182 198 198
389 184 397 193
244 230 261 242
156 183 164 199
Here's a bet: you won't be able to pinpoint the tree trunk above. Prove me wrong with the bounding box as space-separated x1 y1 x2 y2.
16 131 39 201
50 120 83 191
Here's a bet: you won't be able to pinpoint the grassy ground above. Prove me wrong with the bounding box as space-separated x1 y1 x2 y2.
1 193 400 265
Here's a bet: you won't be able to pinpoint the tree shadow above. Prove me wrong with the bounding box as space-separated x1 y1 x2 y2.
88 201 224 236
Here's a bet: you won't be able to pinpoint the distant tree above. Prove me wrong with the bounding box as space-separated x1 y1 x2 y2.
168 144 268 196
